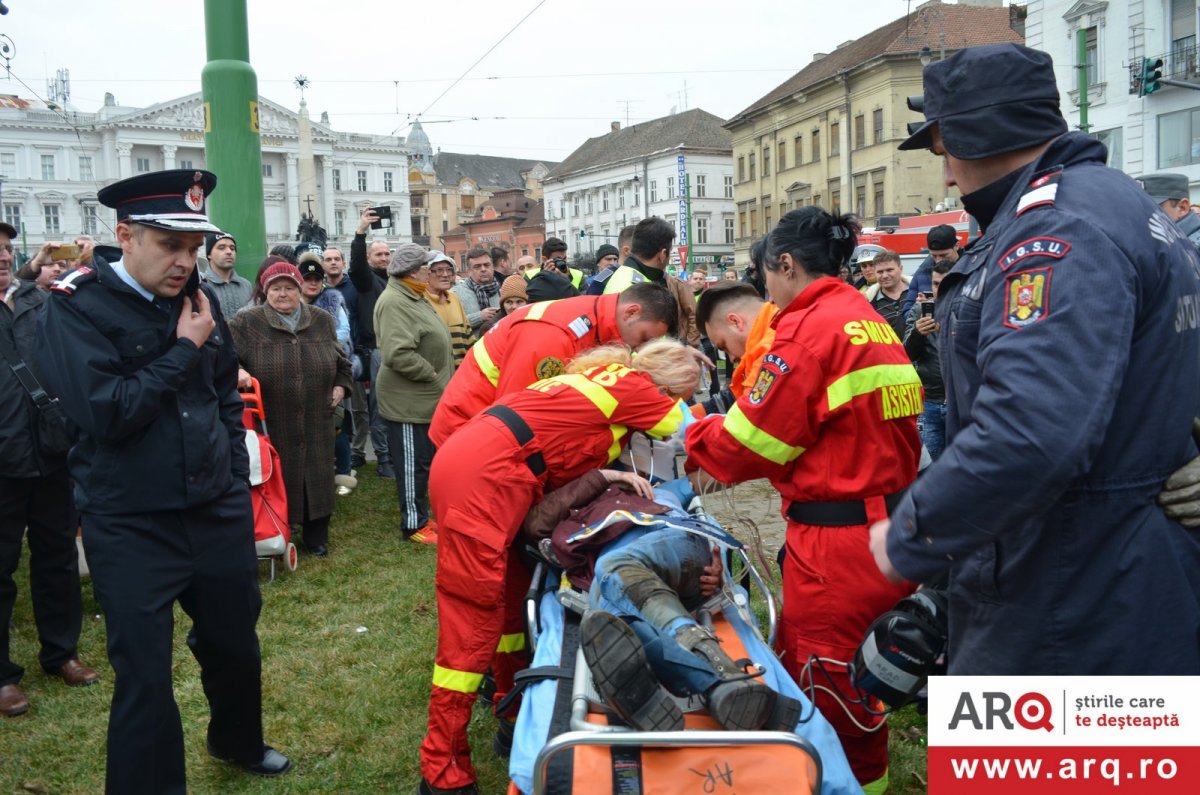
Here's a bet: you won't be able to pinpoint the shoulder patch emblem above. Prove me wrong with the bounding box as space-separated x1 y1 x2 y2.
748 368 777 405
762 353 790 373
50 266 96 294
997 237 1071 272
1016 169 1062 216
1004 267 1053 329
534 356 564 379
567 315 593 339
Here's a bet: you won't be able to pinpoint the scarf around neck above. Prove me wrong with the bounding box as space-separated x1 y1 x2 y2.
467 276 499 309
401 276 428 296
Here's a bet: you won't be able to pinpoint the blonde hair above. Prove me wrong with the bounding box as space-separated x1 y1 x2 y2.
568 339 700 399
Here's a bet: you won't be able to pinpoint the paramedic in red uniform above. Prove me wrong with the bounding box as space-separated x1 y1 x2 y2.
418 339 699 795
428 282 678 447
684 206 922 794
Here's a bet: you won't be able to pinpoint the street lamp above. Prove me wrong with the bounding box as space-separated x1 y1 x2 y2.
919 46 933 67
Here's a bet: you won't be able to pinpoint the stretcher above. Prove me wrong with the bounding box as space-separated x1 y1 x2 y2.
505 497 864 795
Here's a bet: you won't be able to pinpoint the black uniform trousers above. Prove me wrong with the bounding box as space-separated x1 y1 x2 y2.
83 480 264 795
0 471 81 686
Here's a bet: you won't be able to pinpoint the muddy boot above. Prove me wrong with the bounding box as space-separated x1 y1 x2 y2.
674 624 775 731
581 611 684 732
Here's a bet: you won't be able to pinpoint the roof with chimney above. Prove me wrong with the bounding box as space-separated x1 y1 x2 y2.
432 152 556 190
726 0 1024 126
546 108 731 180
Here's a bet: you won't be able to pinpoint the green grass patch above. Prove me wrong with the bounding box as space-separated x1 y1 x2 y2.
3 467 927 794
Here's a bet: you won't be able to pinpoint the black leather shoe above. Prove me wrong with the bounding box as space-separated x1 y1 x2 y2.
418 779 479 795
207 740 292 777
305 544 328 557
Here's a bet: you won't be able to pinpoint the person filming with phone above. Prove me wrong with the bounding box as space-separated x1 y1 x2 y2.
904 258 952 461
349 206 397 479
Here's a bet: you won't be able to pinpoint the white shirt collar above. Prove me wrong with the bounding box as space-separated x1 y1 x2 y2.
108 258 156 302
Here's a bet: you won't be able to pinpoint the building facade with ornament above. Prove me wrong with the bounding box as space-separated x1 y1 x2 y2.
542 109 735 273
439 188 547 266
0 91 413 259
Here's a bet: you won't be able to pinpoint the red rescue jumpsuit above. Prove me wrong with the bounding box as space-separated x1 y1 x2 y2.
429 293 624 447
685 277 920 786
420 363 686 790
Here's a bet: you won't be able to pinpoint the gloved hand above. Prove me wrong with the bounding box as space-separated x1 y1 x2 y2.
1159 418 1200 528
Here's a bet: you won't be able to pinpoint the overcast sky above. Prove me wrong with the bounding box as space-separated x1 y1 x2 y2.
0 0 975 161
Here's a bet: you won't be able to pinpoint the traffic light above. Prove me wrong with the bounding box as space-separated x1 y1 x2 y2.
579 230 586 240
1140 57 1164 96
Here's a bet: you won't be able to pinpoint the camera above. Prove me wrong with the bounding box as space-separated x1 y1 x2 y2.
551 256 569 273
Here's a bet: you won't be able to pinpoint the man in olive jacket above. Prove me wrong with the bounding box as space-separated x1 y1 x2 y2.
374 243 453 543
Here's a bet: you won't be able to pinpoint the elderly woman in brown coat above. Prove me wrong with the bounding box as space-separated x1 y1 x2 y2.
229 261 353 557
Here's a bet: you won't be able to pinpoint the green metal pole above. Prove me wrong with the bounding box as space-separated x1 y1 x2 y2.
1077 28 1090 134
202 0 266 278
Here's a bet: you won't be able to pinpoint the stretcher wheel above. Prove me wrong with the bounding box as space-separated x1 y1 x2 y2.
286 542 299 572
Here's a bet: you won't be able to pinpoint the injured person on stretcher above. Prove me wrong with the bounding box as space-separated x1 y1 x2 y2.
524 470 803 733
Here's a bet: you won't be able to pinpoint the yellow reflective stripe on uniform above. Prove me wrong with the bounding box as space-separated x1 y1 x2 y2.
496 633 525 654
525 300 555 321
602 266 646 295
555 373 619 417
645 401 686 439
471 338 500 386
432 664 484 694
825 363 921 412
724 404 805 466
607 425 628 462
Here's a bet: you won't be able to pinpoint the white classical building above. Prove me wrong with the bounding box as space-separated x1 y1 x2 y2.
1025 0 1199 196
543 109 736 271
0 91 413 255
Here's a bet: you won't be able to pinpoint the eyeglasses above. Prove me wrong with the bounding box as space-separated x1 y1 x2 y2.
430 266 454 275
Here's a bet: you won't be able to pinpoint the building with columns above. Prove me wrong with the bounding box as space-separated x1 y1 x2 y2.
542 110 735 272
0 91 413 256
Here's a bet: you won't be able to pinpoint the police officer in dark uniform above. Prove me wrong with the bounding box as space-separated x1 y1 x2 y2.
36 170 291 792
869 44 1200 674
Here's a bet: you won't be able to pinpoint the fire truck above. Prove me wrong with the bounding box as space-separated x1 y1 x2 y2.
854 210 976 274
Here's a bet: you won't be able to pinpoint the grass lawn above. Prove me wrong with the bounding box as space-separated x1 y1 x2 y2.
2 467 926 794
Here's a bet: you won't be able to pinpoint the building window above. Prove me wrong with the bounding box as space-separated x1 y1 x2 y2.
667 177 675 199
694 174 706 198
573 195 580 216
650 180 658 203
5 205 20 231
384 171 394 192
813 193 822 207
665 215 676 232
602 190 609 211
1158 108 1200 167
335 209 345 236
1 152 15 174
179 159 193 170
617 187 625 208
43 204 61 234
738 210 746 238
136 157 153 173
873 109 884 145
633 187 640 206
443 219 449 233
855 185 866 217
357 170 367 191
831 190 841 215
461 195 475 211
42 154 56 180
763 205 772 233
696 216 709 244
1084 27 1099 86
333 169 342 190
558 198 564 218
412 194 425 209
854 115 865 149
261 163 273 178
81 204 99 235
79 155 94 181
724 217 735 244
830 123 840 156
587 192 594 214
737 156 745 182
795 137 803 165
749 152 756 181
749 208 758 236
762 147 770 177
812 130 821 161
723 176 733 199
873 180 885 217
1092 128 1123 169
778 141 787 171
